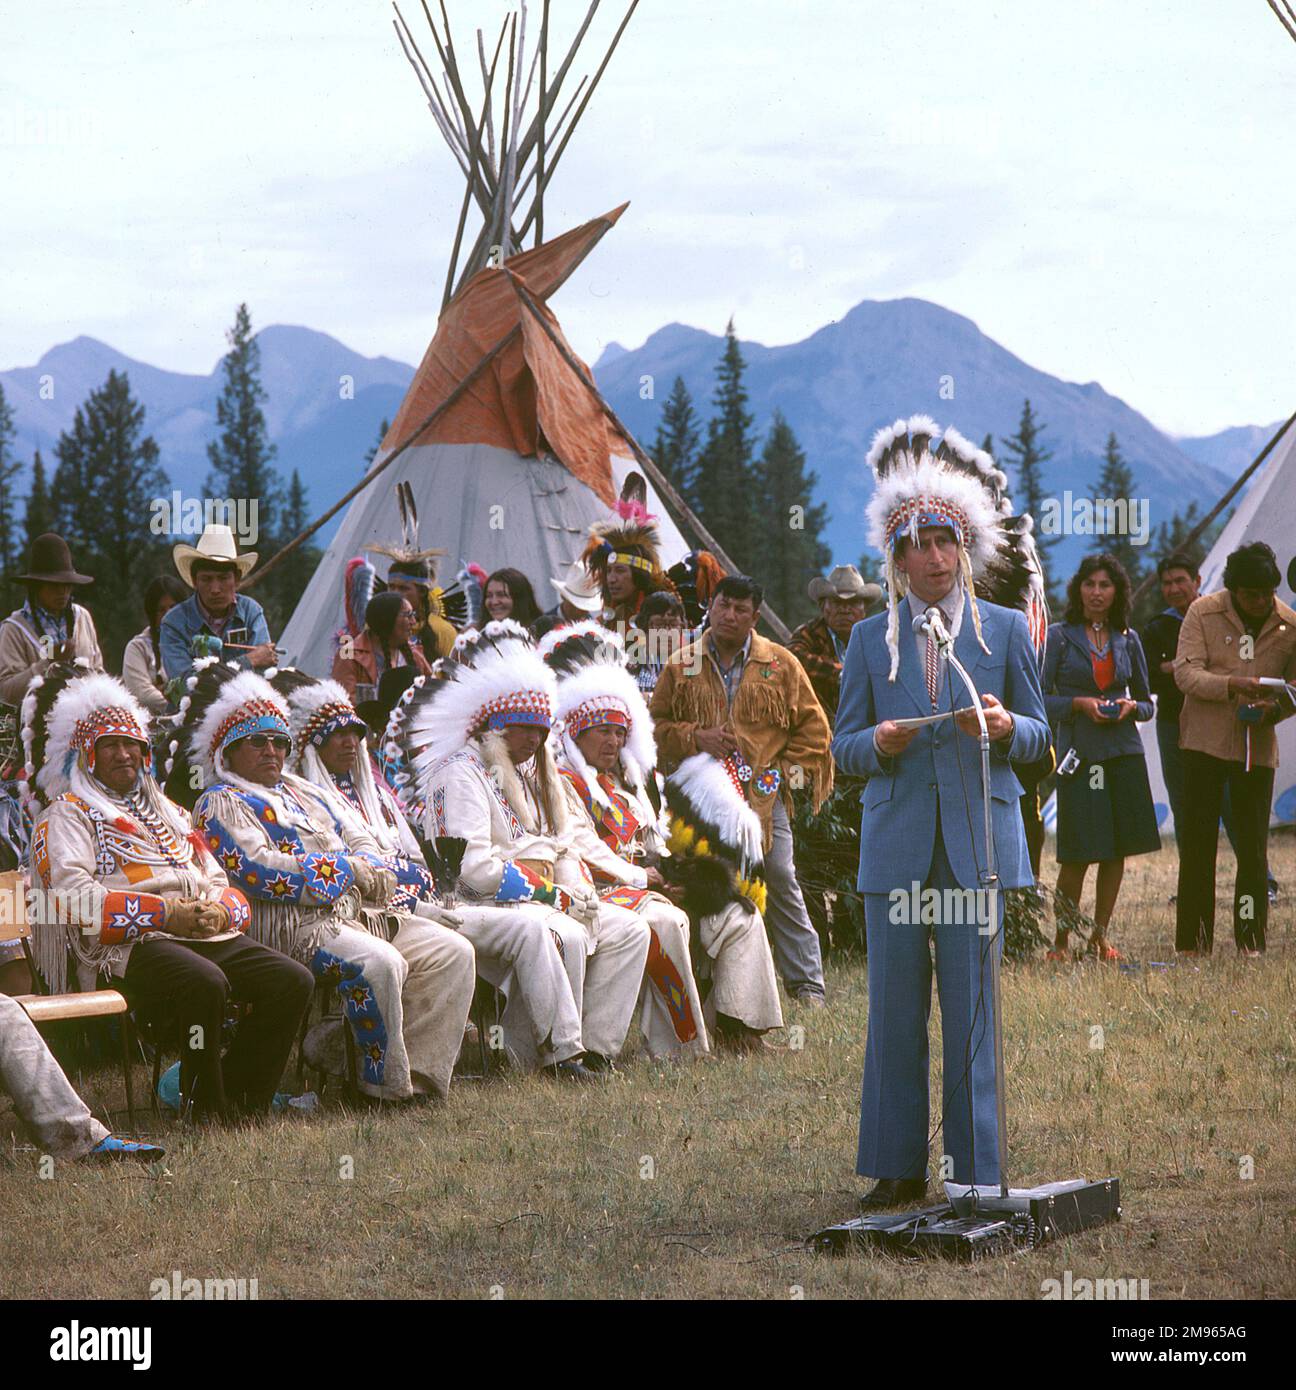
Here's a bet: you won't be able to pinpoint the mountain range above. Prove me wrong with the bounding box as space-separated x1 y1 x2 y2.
0 302 1278 574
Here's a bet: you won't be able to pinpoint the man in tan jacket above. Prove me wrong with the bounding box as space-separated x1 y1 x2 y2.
1174 542 1296 955
650 575 833 1005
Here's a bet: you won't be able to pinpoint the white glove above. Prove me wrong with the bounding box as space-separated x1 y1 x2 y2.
351 858 378 900
418 901 465 930
371 867 397 907
569 885 600 927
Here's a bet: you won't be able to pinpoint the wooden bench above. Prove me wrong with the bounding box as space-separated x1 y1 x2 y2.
1 869 139 1129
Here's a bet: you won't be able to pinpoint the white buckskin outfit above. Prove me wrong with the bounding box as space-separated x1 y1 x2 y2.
389 622 649 1068
542 622 711 1058
271 672 477 1099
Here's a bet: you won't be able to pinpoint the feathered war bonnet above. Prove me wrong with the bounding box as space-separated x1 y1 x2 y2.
268 669 407 851
164 658 291 809
663 751 767 916
383 620 558 811
539 620 658 811
269 670 366 758
580 475 678 609
864 414 1004 681
21 662 152 813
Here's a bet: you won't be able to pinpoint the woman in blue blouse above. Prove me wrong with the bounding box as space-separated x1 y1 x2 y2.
1043 553 1159 961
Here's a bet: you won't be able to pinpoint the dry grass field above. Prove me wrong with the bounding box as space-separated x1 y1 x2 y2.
2 837 1293 1301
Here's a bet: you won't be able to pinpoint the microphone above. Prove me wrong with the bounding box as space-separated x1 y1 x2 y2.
912 606 953 652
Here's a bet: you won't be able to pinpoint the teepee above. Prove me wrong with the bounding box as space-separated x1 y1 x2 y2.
266 1 772 672
277 205 690 674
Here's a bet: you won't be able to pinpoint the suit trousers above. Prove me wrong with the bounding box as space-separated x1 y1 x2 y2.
857 820 1002 1186
763 798 826 998
122 933 313 1119
1175 751 1273 953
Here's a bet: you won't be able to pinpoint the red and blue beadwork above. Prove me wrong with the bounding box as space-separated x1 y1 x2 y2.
214 700 291 757
475 689 552 732
883 497 972 552
565 699 631 739
74 708 150 772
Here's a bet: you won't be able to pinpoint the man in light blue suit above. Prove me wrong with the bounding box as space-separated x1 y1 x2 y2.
833 424 1049 1210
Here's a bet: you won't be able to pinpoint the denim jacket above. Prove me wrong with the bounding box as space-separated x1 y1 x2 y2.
1042 622 1154 761
159 593 272 691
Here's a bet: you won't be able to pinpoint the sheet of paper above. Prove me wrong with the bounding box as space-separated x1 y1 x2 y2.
891 706 977 730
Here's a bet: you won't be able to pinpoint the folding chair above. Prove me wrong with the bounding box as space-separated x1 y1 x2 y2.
3 869 140 1130
296 976 360 1102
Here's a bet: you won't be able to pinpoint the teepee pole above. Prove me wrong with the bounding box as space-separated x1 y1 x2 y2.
1129 407 1296 608
517 0 639 244
536 0 549 245
505 270 793 642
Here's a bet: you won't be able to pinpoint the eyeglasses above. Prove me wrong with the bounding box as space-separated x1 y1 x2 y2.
242 734 290 752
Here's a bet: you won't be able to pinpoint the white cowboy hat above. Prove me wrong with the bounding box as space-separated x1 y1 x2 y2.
173 524 258 587
551 559 602 615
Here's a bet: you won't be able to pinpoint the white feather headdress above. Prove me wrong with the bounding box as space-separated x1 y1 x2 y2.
864 414 1005 680
387 623 558 802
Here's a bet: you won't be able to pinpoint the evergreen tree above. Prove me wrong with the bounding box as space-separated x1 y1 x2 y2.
1092 431 1145 588
364 417 391 471
754 412 830 625
52 370 169 665
855 551 884 588
693 319 759 573
205 303 282 528
981 432 995 458
0 384 21 578
1151 499 1203 558
51 414 90 556
23 449 54 552
267 468 321 627
1000 399 1062 605
652 376 702 510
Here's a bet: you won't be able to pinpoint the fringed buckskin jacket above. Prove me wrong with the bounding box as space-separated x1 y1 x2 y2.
192 775 385 961
649 631 833 850
31 789 249 993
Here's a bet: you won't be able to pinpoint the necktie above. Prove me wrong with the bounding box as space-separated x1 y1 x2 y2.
925 613 940 709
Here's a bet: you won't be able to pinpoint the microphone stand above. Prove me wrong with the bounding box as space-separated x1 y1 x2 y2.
931 620 1008 1203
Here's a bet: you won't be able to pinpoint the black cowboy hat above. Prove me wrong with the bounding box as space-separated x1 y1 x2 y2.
355 665 418 735
12 533 93 585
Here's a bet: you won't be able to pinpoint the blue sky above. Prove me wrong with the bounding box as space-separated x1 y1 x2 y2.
3 0 1292 436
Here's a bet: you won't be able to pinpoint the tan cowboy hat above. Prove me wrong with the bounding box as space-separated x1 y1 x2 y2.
12 533 93 585
551 559 602 615
808 564 883 603
173 524 258 587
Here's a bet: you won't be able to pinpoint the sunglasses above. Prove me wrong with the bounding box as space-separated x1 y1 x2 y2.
242 734 291 752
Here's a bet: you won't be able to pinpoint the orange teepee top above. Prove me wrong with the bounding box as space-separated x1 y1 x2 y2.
381 205 633 507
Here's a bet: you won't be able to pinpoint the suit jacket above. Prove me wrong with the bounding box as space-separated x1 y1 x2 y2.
1042 622 1154 761
832 597 1049 892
